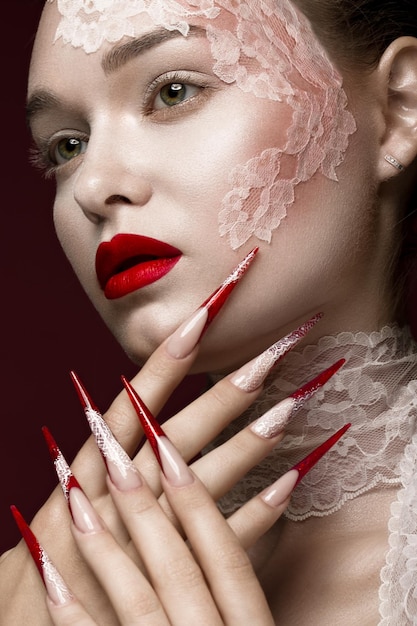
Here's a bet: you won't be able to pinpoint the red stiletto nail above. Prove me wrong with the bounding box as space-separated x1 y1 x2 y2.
200 246 258 332
122 376 193 486
70 370 100 413
11 505 45 580
42 426 81 503
291 358 345 408
251 359 345 438
10 505 73 605
166 247 258 359
71 371 143 491
292 423 351 485
121 376 166 468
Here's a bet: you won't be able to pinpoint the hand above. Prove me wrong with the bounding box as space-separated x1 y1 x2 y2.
43 428 284 626
12 356 347 625
2 252 325 624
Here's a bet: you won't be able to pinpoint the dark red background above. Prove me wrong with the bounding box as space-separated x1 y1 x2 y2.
1 2 416 554
1 1 203 553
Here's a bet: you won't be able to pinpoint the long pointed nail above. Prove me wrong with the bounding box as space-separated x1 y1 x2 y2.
42 426 81 503
293 423 351 485
250 359 345 438
122 376 193 486
10 506 74 606
262 423 351 506
166 247 258 359
230 313 323 392
70 371 142 491
42 427 103 532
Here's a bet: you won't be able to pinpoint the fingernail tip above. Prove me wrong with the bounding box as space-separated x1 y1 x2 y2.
293 422 351 485
70 370 99 412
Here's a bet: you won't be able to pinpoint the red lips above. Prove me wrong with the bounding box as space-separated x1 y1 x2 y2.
95 234 182 299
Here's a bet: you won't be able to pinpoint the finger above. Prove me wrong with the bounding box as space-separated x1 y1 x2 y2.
69 487 171 626
158 440 275 626
229 423 352 548
105 465 224 626
227 471 297 549
132 314 323 491
188 358 344 502
122 399 274 624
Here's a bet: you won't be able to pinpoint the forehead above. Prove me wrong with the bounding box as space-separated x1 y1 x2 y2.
38 0 221 54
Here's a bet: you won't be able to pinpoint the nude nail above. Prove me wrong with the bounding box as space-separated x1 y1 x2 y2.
69 487 103 534
261 470 299 507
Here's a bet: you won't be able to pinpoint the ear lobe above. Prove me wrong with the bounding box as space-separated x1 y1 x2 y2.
377 36 417 180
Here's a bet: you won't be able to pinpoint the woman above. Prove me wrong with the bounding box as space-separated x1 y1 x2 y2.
2 0 417 623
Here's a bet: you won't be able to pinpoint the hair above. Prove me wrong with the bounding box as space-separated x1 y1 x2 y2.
291 0 417 71
291 0 417 322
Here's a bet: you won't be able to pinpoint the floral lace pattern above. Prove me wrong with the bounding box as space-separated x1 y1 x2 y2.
379 433 417 624
207 325 417 623
208 1 356 248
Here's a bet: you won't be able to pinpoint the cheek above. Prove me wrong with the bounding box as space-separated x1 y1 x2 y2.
53 194 96 293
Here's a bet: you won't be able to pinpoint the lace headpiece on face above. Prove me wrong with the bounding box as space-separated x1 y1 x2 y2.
46 0 220 50
47 0 356 248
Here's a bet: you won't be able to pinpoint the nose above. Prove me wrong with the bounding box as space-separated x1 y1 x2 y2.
73 125 153 223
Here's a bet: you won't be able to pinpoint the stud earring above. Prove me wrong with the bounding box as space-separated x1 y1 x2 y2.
384 154 405 171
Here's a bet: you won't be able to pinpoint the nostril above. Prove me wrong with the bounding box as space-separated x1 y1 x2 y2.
105 194 132 205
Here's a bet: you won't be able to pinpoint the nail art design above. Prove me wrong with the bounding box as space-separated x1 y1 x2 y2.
70 371 142 490
200 247 259 330
262 423 351 506
121 376 166 467
42 426 81 502
292 422 351 485
42 424 104 533
10 505 73 606
230 312 323 392
122 376 193 486
166 247 258 359
251 359 345 438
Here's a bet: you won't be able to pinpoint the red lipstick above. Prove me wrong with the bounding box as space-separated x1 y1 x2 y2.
95 234 182 299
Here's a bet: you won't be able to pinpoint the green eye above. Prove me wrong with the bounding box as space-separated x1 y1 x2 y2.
54 137 87 164
156 83 199 109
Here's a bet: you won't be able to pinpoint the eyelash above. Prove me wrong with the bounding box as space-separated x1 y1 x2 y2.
30 70 213 178
143 70 212 117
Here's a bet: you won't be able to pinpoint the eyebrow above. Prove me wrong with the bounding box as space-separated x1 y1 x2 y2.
102 25 206 74
26 25 206 126
26 90 61 127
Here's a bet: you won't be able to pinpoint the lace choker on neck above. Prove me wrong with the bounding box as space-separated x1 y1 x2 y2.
211 325 417 521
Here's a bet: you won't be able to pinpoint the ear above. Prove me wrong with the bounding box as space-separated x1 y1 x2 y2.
376 36 417 180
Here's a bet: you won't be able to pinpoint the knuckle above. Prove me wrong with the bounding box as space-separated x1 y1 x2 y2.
209 380 239 412
122 495 160 518
160 554 204 589
121 587 161 622
211 543 253 580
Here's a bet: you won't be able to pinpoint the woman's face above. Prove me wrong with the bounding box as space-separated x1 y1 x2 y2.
28 1 387 372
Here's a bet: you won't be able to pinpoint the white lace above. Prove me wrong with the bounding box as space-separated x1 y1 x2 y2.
48 0 219 51
208 325 417 624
